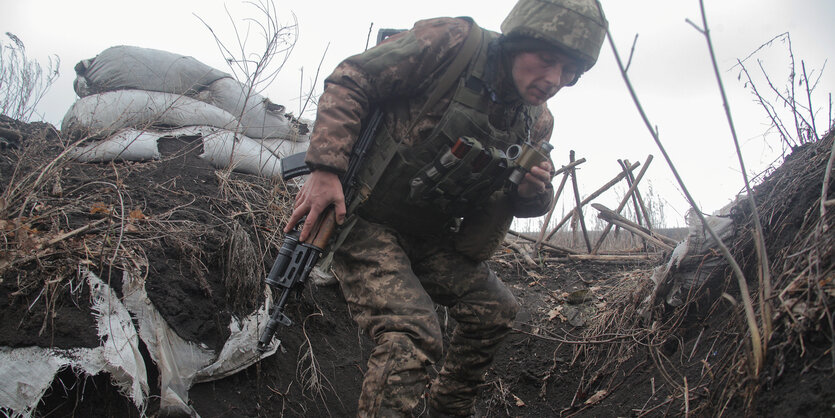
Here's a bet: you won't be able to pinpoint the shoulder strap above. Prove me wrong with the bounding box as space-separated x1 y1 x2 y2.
406 20 484 136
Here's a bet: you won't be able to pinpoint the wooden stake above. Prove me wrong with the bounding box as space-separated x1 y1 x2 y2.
618 159 644 227
624 159 654 231
591 155 654 254
535 158 585 252
544 161 641 241
536 171 569 252
569 151 592 253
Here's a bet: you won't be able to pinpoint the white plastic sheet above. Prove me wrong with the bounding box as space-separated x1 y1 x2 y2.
0 270 148 418
0 268 278 418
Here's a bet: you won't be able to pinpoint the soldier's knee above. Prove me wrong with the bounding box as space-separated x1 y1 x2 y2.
487 270 521 328
378 323 444 365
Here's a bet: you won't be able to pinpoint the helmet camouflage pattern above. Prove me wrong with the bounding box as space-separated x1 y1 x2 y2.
501 0 608 70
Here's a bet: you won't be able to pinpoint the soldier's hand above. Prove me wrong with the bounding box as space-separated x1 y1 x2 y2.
284 170 346 241
517 161 552 199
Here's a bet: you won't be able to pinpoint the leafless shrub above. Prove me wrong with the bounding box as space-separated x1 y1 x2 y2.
197 0 297 99
733 32 832 150
0 32 60 121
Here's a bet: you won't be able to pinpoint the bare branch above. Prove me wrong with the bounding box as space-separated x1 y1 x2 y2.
698 0 772 360
597 0 764 376
801 61 821 141
625 34 638 73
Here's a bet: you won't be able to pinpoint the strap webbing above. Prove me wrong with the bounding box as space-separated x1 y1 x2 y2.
406 21 484 137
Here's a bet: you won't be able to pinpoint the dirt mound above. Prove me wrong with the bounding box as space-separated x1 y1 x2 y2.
1 116 832 417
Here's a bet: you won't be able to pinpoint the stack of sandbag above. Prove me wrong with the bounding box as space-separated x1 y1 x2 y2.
61 45 311 178
63 45 301 141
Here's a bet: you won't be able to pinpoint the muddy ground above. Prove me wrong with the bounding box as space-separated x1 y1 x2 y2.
1 116 833 417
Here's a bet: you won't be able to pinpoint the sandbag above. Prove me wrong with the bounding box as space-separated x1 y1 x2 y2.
198 130 309 177
61 90 238 138
73 45 230 97
197 77 295 140
69 128 161 162
73 46 298 140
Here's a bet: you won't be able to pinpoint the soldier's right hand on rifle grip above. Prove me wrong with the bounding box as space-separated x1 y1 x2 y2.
284 170 346 241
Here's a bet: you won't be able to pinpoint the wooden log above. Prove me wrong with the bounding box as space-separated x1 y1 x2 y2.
507 229 579 254
507 241 538 266
546 253 661 263
569 151 592 253
591 155 654 254
544 160 641 241
553 157 587 177
593 203 679 246
593 203 674 251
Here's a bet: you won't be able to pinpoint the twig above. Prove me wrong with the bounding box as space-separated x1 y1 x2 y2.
299 43 329 118
688 327 705 362
697 0 772 356
625 34 639 73
546 254 660 263
569 150 592 252
47 218 108 246
507 241 537 266
624 159 654 231
801 61 821 142
364 22 374 51
736 60 794 148
820 119 835 224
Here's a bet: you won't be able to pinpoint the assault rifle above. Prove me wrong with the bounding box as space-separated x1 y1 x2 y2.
257 109 383 352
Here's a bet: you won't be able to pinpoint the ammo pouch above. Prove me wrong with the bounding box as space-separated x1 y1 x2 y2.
453 190 515 261
408 136 510 214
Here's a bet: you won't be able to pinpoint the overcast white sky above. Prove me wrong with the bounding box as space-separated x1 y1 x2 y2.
3 0 833 227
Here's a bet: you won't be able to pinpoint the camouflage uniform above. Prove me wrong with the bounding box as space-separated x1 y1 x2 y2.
306 17 554 417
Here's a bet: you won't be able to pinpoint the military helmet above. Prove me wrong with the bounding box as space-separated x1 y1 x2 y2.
501 0 608 71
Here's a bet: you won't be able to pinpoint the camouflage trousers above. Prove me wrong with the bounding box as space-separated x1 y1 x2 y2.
333 217 520 417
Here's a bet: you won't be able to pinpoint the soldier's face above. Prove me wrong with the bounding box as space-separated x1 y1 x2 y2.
511 50 580 105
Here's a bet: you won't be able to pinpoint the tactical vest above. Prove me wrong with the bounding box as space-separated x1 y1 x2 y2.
354 26 543 238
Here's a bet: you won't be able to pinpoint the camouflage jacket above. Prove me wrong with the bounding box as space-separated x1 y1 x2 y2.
305 17 555 219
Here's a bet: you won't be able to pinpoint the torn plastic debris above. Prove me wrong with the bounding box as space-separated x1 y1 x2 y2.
0 270 148 418
0 267 278 418
641 206 736 317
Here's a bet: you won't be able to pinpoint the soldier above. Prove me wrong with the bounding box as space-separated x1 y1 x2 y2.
284 0 607 416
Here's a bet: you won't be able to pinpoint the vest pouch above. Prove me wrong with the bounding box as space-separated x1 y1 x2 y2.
407 136 488 208
453 190 515 261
